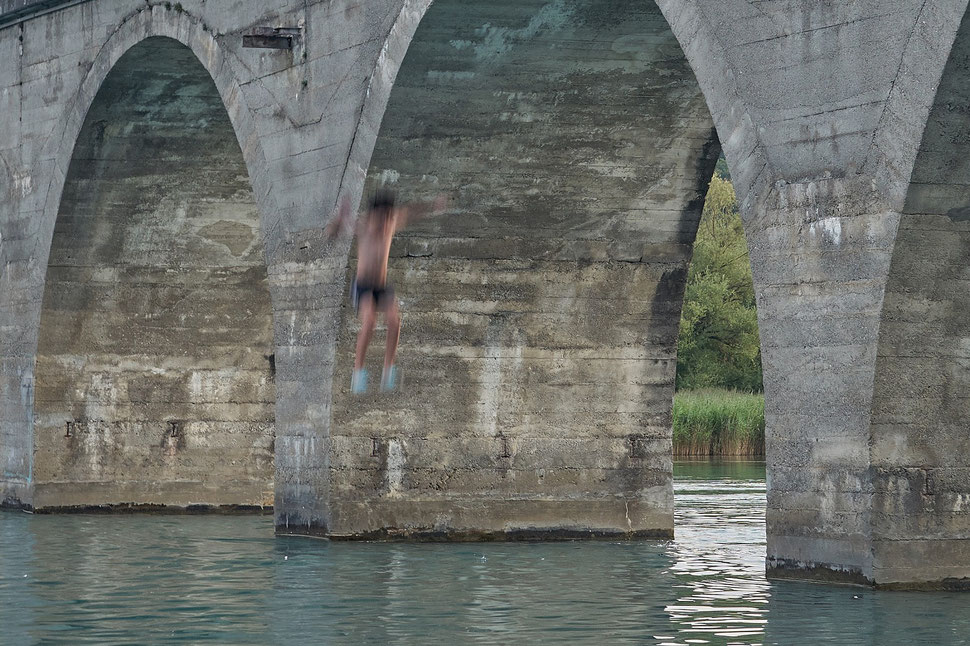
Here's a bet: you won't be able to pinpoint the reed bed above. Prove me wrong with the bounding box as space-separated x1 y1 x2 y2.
673 389 765 457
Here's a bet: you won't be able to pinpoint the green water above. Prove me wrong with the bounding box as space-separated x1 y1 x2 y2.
1 461 967 645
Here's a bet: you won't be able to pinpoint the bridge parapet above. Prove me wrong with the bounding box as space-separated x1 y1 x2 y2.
0 0 87 28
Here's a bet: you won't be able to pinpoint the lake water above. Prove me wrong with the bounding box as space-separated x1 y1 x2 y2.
1 460 968 645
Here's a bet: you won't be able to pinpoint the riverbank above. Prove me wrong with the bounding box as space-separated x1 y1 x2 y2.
673 389 765 456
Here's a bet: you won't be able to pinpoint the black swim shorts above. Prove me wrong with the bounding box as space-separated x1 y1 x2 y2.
352 279 395 314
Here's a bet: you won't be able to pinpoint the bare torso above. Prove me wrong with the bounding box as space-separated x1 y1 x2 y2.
355 209 399 286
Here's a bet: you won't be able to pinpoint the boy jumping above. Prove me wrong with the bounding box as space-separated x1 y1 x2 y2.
326 189 447 394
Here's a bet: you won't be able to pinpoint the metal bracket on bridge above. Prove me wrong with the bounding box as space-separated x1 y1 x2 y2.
242 27 301 50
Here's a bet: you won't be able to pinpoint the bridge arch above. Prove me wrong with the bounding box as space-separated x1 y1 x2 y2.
341 0 761 217
29 7 279 509
36 4 278 261
865 0 969 206
323 0 756 538
870 5 970 585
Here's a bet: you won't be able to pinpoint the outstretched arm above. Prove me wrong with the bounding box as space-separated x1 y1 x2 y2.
325 195 354 239
398 194 450 228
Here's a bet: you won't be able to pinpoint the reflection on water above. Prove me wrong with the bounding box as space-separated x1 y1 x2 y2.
666 460 768 643
0 460 968 645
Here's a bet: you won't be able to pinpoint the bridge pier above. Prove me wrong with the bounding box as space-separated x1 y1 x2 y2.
319 0 721 541
755 176 896 585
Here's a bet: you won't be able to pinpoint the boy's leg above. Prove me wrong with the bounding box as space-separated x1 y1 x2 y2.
355 294 377 369
384 299 401 372
382 299 401 391
353 295 377 393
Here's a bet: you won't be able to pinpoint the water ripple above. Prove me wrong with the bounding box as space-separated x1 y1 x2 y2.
0 461 968 645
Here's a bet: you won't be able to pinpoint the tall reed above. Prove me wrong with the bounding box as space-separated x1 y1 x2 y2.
673 389 765 456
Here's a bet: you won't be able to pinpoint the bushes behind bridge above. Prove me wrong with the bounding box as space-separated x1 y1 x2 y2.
674 168 765 456
676 173 763 393
673 389 765 457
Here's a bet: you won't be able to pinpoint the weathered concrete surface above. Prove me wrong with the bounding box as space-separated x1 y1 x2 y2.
868 5 970 588
0 0 80 27
3 0 970 588
32 38 275 509
330 0 717 539
0 0 401 523
706 0 970 587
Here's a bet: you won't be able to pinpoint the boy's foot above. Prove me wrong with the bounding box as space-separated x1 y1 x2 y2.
351 368 368 395
381 365 398 392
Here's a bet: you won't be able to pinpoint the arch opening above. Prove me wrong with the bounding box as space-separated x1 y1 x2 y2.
329 0 725 537
33 37 275 510
871 8 970 583
673 159 764 459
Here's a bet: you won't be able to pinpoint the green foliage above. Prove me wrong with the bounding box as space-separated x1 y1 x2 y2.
673 389 765 456
714 155 731 180
676 174 763 392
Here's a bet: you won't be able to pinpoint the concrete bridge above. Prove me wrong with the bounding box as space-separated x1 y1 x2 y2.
0 0 967 589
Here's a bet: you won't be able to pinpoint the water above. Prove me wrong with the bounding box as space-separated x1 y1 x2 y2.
1 460 968 645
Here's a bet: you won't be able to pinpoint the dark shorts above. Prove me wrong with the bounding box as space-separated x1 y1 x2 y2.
352 279 395 315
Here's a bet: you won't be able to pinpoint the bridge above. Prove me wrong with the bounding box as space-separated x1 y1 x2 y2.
0 0 966 589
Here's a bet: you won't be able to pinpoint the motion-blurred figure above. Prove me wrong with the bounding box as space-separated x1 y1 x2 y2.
326 189 448 393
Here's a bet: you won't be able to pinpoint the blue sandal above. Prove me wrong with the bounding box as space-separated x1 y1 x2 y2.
381 365 398 392
351 368 368 395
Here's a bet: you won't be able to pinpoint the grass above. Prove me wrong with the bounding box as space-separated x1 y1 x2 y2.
673 389 765 457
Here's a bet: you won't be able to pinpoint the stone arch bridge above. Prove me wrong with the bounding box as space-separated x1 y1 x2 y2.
0 0 968 588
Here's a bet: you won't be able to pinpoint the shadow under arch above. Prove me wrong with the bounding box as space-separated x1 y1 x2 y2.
327 0 727 538
870 6 970 585
32 36 275 510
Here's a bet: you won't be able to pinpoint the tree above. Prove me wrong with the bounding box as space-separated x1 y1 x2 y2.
676 174 763 392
